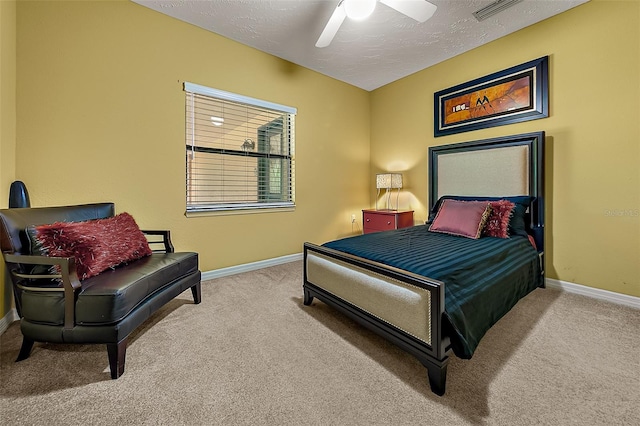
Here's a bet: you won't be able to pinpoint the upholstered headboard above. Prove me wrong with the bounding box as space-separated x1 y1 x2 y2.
428 132 545 256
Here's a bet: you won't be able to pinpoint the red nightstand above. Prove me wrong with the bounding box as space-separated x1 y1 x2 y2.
362 209 414 234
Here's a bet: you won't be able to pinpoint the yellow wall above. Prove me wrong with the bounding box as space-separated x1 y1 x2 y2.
15 0 371 258
2 0 638 321
1 0 17 315
371 0 639 297
0 0 370 318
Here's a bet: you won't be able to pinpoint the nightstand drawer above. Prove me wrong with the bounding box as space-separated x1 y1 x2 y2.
363 211 396 231
362 210 414 234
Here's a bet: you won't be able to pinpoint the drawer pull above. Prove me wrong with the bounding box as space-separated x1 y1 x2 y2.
366 218 370 222
387 221 391 225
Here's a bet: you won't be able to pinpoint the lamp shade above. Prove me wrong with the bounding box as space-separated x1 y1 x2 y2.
376 173 402 189
376 173 391 189
391 173 403 189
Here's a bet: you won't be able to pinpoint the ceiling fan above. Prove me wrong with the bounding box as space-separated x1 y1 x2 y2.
316 0 437 48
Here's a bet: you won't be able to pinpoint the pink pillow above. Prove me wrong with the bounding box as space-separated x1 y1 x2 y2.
33 213 152 280
483 200 516 238
428 200 491 239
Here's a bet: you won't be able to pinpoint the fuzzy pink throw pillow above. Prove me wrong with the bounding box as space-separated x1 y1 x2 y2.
34 212 152 280
483 200 516 238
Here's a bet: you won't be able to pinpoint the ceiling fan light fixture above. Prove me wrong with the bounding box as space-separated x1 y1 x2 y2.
344 0 377 21
316 0 436 48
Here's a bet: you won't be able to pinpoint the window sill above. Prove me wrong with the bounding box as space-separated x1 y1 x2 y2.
185 206 296 218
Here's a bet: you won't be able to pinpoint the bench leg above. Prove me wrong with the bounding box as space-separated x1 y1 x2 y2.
191 282 202 304
106 339 127 379
16 337 35 362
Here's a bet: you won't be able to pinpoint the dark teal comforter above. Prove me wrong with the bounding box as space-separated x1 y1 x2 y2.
322 225 542 359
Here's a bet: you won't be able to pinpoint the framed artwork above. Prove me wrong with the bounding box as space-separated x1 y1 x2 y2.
434 56 548 137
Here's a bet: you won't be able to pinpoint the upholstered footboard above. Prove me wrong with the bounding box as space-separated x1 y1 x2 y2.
303 242 451 395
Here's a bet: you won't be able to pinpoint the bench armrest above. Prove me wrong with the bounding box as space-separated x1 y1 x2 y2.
3 252 81 330
140 230 174 253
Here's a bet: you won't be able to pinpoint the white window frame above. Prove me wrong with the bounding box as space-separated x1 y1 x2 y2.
184 82 296 214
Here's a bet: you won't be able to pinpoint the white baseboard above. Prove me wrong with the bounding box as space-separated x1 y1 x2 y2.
201 255 639 308
0 308 18 335
0 254 303 335
2 263 636 337
201 253 303 281
546 278 640 309
201 255 640 310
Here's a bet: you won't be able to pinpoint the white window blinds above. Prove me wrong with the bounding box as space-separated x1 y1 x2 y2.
184 82 296 213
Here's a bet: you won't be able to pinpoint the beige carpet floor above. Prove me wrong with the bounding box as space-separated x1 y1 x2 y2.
1 261 638 425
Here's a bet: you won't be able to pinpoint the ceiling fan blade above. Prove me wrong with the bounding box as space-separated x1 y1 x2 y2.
380 0 437 23
316 3 347 48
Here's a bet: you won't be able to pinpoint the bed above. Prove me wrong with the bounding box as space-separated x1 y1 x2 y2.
302 132 545 396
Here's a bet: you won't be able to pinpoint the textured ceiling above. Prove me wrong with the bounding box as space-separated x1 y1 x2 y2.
132 0 589 91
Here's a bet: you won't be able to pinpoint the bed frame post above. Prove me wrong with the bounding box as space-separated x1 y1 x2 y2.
423 358 448 396
303 287 313 305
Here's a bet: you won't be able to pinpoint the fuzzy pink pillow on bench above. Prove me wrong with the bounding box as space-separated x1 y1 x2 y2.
33 212 152 280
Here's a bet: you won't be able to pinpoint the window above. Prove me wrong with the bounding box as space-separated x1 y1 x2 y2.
184 82 296 213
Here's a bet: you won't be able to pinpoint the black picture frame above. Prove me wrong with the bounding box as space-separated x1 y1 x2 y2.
434 56 548 137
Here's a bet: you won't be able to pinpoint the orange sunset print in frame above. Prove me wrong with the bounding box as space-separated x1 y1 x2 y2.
434 57 548 137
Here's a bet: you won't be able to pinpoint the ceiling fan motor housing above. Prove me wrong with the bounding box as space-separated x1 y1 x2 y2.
344 0 377 20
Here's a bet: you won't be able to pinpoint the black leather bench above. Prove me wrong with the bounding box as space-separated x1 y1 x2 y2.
0 203 201 378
